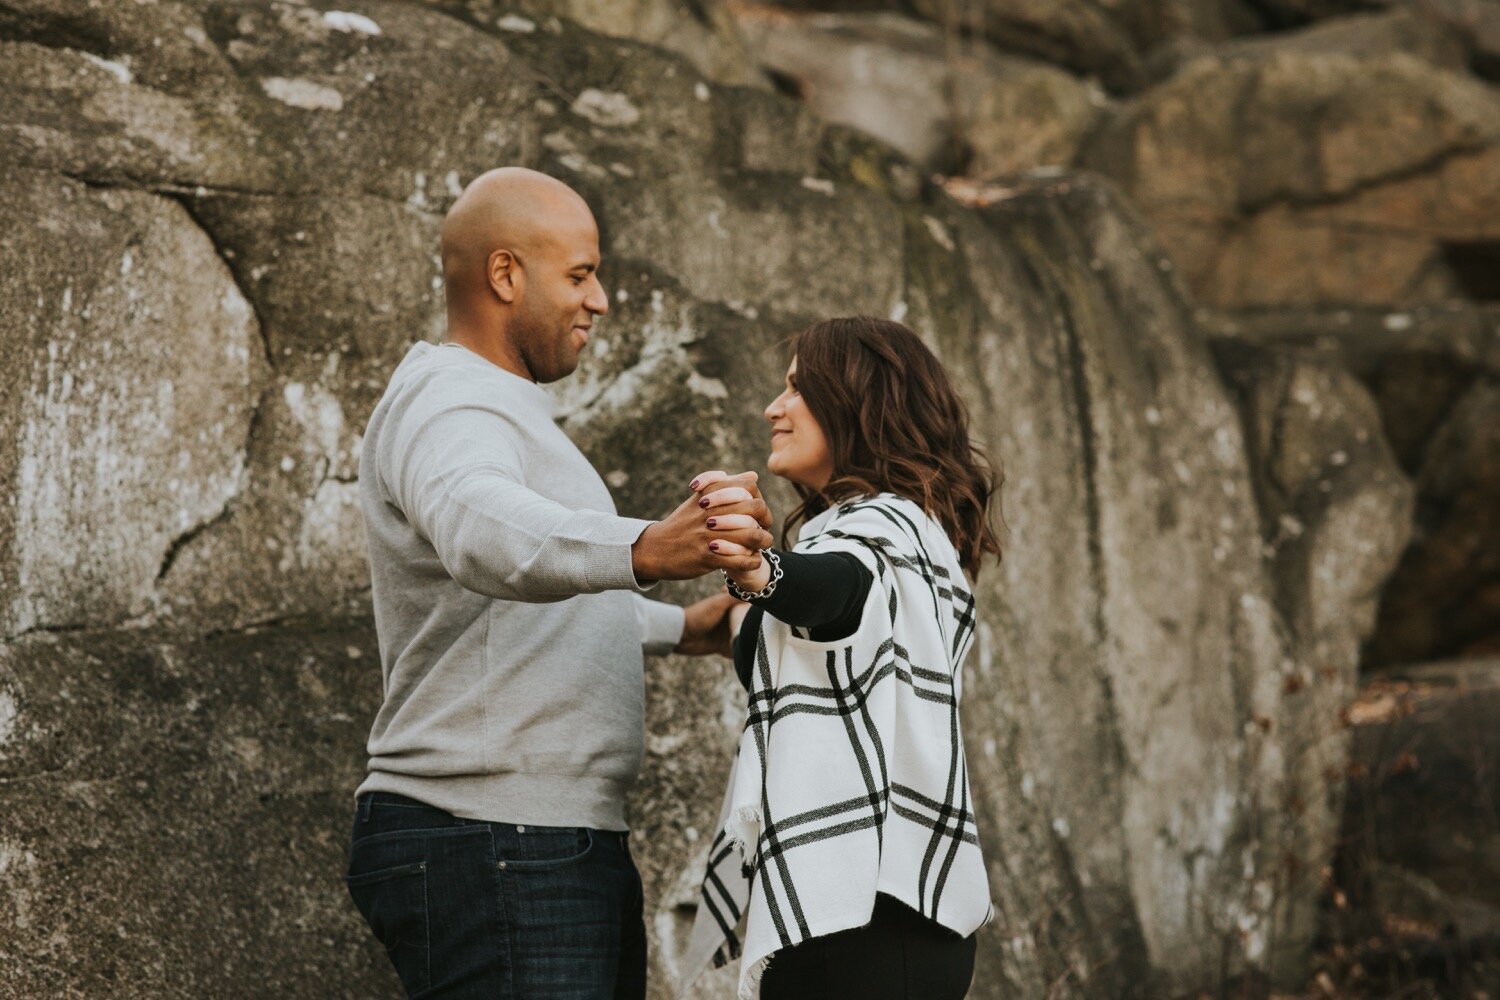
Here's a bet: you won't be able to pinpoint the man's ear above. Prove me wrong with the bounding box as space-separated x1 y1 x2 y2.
487 248 521 304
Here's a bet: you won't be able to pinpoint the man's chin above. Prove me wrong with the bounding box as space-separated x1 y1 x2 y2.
533 358 580 384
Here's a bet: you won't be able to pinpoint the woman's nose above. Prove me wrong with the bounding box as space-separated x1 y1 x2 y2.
764 394 783 421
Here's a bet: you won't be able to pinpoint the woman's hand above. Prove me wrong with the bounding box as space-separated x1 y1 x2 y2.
674 591 742 657
633 471 773 581
690 470 775 593
728 599 751 639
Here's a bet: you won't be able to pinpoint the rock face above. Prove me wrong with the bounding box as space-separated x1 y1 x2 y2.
1340 660 1500 962
0 1 1410 997
1375 380 1500 662
436 0 768 87
0 171 265 636
0 623 390 998
1081 49 1500 308
1212 305 1500 667
903 0 1273 91
731 6 1106 177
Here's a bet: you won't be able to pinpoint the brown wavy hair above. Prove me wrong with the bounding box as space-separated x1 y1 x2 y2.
780 316 1003 577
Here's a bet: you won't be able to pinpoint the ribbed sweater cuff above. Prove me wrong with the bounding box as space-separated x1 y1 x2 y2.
578 514 658 593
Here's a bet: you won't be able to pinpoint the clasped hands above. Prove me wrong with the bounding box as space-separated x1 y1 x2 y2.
630 469 774 658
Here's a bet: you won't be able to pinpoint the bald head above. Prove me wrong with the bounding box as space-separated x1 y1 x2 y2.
441 168 594 296
440 167 609 382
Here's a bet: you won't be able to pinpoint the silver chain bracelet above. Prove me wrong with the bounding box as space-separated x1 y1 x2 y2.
723 548 783 602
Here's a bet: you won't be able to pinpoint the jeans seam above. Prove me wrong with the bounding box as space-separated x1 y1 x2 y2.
420 860 432 995
489 825 515 999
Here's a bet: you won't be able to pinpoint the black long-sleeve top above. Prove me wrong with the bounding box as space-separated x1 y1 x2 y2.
730 549 874 690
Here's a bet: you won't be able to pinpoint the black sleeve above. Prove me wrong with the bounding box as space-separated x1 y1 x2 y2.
752 549 873 637
730 550 875 692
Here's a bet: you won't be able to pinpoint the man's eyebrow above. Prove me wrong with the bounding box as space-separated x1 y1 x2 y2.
569 261 598 273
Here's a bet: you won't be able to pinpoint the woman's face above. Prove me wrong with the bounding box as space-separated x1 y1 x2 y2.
765 357 834 490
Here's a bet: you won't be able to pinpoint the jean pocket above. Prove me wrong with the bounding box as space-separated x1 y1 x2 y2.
496 826 595 871
346 860 430 996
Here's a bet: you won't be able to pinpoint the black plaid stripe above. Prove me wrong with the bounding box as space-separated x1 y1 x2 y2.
765 642 954 716
929 750 973 913
700 832 743 943
916 652 971 918
890 783 980 843
744 632 812 947
828 645 889 854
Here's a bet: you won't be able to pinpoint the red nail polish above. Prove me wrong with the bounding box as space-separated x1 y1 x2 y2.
698 498 710 508
706 518 717 528
689 478 701 491
709 542 720 552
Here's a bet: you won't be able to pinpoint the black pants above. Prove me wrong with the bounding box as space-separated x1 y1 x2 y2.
759 893 976 1000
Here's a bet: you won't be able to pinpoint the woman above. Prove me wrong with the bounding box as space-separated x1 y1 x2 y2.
685 316 1003 999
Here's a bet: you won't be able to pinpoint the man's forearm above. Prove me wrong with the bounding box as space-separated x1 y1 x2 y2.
420 470 651 600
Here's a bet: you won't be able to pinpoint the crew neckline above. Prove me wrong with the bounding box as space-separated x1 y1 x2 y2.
416 340 541 387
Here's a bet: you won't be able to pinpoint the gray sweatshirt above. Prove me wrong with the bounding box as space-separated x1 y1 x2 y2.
355 341 685 831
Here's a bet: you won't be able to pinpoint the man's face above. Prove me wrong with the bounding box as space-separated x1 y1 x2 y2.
511 213 608 384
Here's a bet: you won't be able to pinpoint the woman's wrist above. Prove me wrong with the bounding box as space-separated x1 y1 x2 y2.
724 549 782 601
728 561 772 593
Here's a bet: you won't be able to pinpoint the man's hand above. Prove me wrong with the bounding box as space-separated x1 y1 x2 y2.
631 471 775 582
673 591 743 657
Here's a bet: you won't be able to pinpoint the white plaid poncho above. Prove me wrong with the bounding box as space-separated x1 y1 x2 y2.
683 494 993 998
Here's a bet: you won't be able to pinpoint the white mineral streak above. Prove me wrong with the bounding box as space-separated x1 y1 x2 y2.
281 381 348 466
571 89 641 127
922 215 955 252
0 689 17 748
685 371 728 399
322 11 383 36
260 77 345 112
81 52 132 85
496 14 537 33
0 841 40 930
294 479 364 577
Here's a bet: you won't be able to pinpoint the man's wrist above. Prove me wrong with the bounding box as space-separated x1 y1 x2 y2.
630 522 661 585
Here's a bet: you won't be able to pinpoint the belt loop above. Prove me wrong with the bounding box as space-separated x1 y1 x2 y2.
358 793 372 822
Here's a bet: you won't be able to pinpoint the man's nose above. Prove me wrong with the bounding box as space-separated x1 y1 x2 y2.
585 277 609 315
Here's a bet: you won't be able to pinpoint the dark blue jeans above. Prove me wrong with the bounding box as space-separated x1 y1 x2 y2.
346 792 646 999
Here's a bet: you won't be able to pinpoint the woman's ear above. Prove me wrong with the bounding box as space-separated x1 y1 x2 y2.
487 248 520 304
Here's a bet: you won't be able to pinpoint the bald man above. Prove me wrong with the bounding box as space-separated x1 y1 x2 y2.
346 168 772 999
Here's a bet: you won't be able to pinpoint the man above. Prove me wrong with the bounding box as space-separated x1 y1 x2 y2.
346 167 770 998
